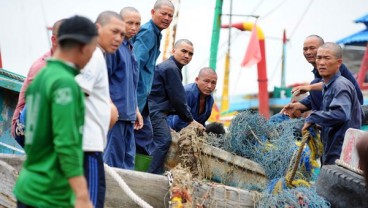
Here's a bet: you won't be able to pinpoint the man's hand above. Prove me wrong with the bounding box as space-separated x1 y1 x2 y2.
68 176 93 208
281 103 297 117
109 101 119 129
75 197 93 208
292 85 311 96
134 108 143 130
189 120 205 131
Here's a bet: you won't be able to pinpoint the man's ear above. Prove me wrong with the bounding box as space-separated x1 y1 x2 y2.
151 9 155 16
337 58 343 68
195 77 199 83
96 23 102 32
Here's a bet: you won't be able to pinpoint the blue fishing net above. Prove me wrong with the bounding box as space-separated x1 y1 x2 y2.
205 110 330 206
257 187 330 208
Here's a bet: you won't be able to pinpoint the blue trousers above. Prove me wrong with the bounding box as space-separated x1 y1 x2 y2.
148 111 171 174
135 105 153 155
104 121 135 170
84 152 105 208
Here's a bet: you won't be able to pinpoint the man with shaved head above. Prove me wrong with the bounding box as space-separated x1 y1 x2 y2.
133 0 175 156
283 42 363 165
293 35 363 110
168 67 217 132
104 7 143 170
75 10 124 207
148 39 204 174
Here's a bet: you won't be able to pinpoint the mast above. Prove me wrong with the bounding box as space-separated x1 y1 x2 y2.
220 0 232 113
281 29 287 88
209 0 223 70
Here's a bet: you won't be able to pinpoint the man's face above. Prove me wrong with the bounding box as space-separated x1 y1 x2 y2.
97 17 125 53
303 38 321 65
172 42 194 65
195 71 217 96
316 47 342 80
151 5 174 30
123 11 141 39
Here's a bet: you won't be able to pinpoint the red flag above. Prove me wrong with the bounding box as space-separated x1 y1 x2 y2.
241 23 262 68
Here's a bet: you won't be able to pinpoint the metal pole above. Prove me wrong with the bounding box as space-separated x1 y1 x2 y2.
209 0 223 71
220 0 232 112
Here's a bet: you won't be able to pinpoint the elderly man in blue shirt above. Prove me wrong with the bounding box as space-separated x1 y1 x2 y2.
282 42 363 165
132 0 175 155
104 7 143 170
168 67 217 132
148 39 204 174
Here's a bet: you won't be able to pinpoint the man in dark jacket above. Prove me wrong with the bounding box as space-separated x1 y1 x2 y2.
283 43 363 165
294 35 363 109
168 67 217 132
148 39 203 174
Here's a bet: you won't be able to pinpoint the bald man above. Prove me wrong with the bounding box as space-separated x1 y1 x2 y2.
168 67 217 132
283 42 363 165
104 7 143 170
148 39 204 174
133 0 175 156
294 35 363 110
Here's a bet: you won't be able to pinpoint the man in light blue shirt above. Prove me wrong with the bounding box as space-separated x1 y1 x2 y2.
132 0 175 155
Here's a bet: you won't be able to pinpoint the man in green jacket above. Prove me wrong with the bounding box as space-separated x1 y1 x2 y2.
13 15 98 208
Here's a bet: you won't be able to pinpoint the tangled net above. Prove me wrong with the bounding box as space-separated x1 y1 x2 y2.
257 187 330 208
166 110 330 207
224 110 299 181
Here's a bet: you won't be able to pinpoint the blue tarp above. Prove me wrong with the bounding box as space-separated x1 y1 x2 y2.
337 13 368 46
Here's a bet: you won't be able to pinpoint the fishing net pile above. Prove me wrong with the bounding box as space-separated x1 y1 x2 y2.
225 110 299 181
165 110 329 207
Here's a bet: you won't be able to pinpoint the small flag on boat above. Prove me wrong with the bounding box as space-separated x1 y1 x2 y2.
241 23 261 68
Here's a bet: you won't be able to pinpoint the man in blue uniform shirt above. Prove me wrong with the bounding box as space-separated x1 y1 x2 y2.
294 35 363 110
148 39 204 174
283 42 363 165
168 67 217 132
133 0 175 155
104 7 143 170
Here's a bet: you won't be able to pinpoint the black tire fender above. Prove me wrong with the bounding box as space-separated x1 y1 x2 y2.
316 165 368 208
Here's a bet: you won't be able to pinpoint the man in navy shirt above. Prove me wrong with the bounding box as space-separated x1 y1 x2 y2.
104 7 143 170
148 39 204 174
283 42 363 165
168 67 217 132
133 0 175 155
294 35 363 109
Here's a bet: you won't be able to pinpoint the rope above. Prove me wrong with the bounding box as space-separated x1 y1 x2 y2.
335 159 364 176
0 142 25 154
285 130 310 187
103 164 153 208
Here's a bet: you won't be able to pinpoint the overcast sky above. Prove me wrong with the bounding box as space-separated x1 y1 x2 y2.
0 0 367 97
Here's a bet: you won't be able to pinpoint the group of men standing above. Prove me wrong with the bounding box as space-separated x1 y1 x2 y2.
11 0 218 207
